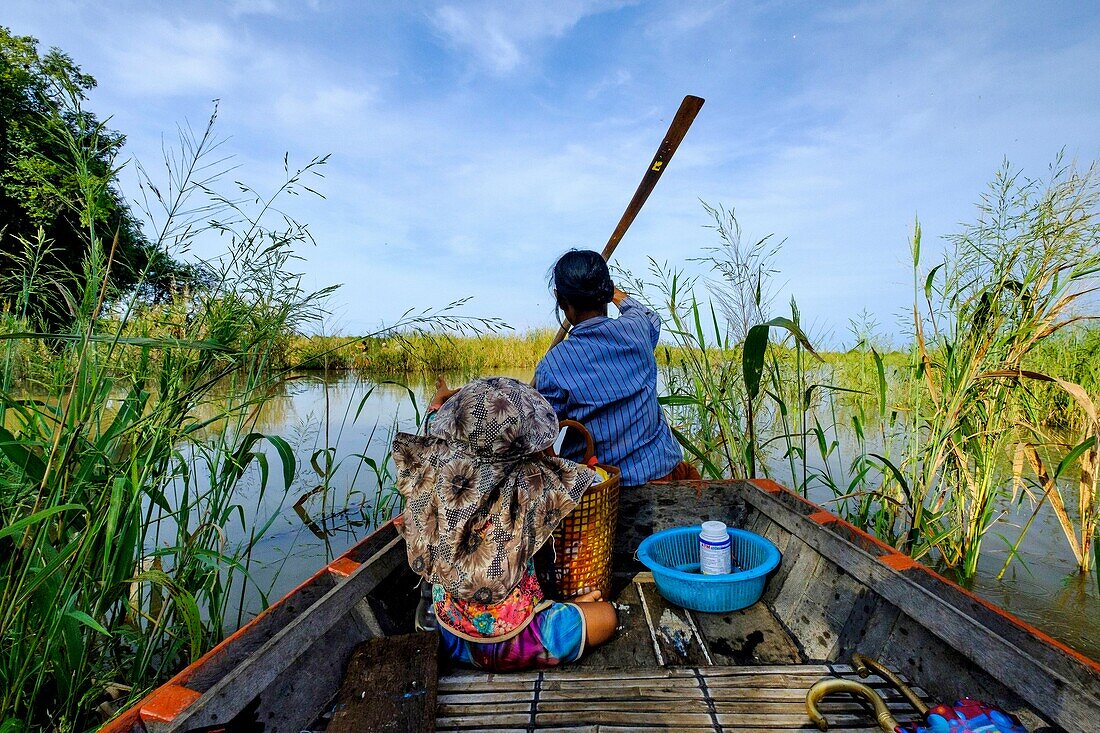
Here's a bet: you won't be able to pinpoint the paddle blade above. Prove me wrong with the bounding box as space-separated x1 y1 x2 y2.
546 95 705 353
601 94 705 260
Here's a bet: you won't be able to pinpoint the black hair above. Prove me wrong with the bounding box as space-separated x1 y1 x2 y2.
550 249 613 311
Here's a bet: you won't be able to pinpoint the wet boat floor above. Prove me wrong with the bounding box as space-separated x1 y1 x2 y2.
435 573 930 731
577 572 803 668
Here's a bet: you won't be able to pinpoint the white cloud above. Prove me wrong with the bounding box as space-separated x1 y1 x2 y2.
663 0 731 33
228 0 324 17
432 6 522 74
274 86 376 130
229 0 282 16
430 1 633 75
586 69 632 99
108 18 241 96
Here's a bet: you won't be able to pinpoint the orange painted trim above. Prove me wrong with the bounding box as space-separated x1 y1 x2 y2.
327 557 361 578
749 479 821 513
749 478 785 494
99 518 400 733
747 478 1100 675
99 708 141 733
808 510 838 525
749 478 895 554
837 521 901 556
879 553 920 571
138 684 201 724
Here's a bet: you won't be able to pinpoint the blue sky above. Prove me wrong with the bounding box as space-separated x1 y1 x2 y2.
6 1 1100 343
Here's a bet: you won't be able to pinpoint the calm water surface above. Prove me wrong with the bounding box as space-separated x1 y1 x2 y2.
227 370 1099 660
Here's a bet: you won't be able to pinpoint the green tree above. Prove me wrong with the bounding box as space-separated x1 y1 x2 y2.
0 26 196 327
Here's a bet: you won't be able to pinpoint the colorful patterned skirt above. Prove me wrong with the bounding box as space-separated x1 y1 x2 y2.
438 602 586 672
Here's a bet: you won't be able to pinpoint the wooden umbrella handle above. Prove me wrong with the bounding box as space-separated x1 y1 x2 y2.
545 95 705 351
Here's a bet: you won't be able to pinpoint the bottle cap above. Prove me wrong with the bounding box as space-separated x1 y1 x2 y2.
700 521 727 540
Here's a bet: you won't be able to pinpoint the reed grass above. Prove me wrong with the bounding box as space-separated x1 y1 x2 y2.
283 329 554 374
646 161 1100 584
0 99 336 730
0 93 507 730
903 158 1100 576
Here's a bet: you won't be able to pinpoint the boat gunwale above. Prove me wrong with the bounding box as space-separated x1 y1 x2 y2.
103 480 1100 732
748 478 1100 674
745 478 1099 732
99 518 402 733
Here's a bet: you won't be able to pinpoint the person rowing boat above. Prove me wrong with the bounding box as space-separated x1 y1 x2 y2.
535 249 699 486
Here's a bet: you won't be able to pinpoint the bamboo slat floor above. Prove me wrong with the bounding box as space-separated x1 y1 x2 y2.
435 664 929 732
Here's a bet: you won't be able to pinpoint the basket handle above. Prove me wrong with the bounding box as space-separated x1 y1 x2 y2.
554 419 596 463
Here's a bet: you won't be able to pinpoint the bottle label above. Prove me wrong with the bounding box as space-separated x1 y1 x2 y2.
700 536 732 575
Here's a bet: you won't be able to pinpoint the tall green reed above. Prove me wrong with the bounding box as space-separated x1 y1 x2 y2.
900 158 1100 576
0 97 333 730
652 158 1100 584
625 204 818 481
0 89 511 730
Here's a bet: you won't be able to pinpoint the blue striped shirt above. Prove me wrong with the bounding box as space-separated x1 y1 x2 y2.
535 296 682 486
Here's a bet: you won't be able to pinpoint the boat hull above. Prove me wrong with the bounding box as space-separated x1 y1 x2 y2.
101 479 1099 732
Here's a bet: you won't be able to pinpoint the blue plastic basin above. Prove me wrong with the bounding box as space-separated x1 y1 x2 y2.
637 525 781 613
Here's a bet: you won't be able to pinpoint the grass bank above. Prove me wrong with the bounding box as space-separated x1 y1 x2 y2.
283 330 556 373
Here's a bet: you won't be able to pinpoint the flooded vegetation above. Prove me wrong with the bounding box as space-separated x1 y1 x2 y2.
234 372 1100 662
2 17 1099 733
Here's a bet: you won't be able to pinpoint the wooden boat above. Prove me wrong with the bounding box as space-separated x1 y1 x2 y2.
101 479 1099 732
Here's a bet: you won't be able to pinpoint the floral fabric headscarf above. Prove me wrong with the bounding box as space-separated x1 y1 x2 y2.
392 377 598 604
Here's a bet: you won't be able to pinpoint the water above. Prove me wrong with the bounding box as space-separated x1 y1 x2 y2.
225 370 1098 660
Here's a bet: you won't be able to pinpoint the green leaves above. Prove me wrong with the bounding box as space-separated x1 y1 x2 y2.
0 503 85 541
668 425 723 479
266 435 296 492
871 347 887 418
129 569 204 663
63 609 111 637
0 425 47 482
742 324 769 402
743 317 821 402
1055 436 1097 480
215 431 296 493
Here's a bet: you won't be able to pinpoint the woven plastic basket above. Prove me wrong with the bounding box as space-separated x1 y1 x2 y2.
637 525 780 613
538 420 621 600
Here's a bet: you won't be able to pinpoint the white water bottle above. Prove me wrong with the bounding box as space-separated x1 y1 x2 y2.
699 521 731 575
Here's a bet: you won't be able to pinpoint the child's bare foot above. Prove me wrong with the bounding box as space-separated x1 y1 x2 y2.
574 589 603 602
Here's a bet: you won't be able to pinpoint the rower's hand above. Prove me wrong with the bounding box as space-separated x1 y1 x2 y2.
612 287 629 307
429 376 460 411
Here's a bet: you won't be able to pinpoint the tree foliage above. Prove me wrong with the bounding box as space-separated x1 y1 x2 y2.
0 26 204 328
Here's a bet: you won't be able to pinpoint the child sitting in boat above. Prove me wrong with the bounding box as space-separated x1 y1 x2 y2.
535 249 698 486
392 376 617 671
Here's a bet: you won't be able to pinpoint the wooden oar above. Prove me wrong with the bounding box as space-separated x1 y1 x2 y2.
545 94 705 351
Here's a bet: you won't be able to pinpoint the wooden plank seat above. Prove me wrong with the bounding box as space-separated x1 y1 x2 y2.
436 664 931 732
